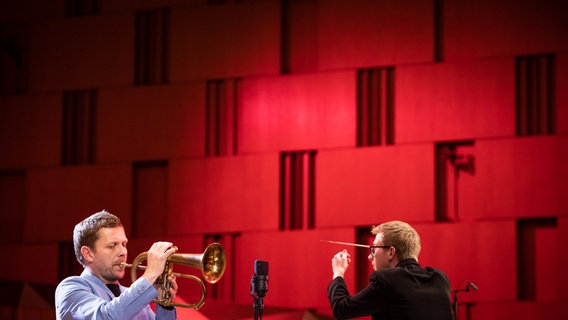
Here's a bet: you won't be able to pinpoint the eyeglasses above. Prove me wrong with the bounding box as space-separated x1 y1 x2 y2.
369 245 391 255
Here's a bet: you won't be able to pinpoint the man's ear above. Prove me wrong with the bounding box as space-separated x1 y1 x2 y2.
81 246 95 264
388 246 396 259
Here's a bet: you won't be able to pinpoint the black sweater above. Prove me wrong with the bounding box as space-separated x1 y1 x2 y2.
328 259 453 320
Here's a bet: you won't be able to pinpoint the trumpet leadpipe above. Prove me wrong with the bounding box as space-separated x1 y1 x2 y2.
120 262 184 277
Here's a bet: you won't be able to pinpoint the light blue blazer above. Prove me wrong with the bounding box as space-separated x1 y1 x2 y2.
55 268 177 320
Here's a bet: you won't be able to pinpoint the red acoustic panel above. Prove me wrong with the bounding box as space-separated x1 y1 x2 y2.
170 0 280 82
238 71 357 154
318 0 434 70
558 217 568 300
28 14 134 92
233 229 357 309
445 0 568 60
24 165 133 242
471 301 568 320
97 84 206 162
558 53 568 134
0 243 58 283
461 136 568 219
286 0 318 74
168 155 280 234
396 58 516 143
416 221 517 302
0 94 62 169
317 144 435 228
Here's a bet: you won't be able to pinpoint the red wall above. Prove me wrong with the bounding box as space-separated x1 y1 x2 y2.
0 0 567 319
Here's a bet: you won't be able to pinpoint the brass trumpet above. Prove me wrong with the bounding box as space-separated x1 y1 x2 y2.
121 242 226 310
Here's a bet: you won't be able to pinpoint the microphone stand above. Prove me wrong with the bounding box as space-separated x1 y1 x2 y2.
251 274 268 320
451 281 478 320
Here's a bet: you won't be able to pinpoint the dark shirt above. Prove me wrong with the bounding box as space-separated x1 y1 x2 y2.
328 258 453 320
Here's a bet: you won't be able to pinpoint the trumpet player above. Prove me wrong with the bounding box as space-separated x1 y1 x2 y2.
55 210 179 320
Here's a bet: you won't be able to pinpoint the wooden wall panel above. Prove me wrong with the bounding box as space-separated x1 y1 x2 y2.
557 53 568 134
168 154 279 234
28 14 135 92
316 144 435 228
445 0 568 60
238 71 357 154
233 228 356 308
317 0 434 70
284 0 318 74
0 1 63 22
0 94 61 169
97 84 206 162
24 165 132 242
461 136 567 220
0 243 58 283
0 171 25 244
170 0 280 82
100 0 205 13
416 221 517 302
560 218 568 300
396 58 516 143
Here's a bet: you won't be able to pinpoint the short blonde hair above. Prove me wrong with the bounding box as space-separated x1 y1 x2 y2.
371 220 421 261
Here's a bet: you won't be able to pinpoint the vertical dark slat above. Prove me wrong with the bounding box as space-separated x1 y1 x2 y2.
161 9 170 84
206 81 217 156
280 0 291 74
134 11 144 85
527 57 539 135
221 79 237 156
88 89 97 163
434 144 449 222
279 153 289 230
307 151 316 229
147 10 157 84
70 92 79 164
62 90 96 165
218 80 226 156
291 153 303 230
380 68 389 146
369 69 381 146
546 55 556 134
76 92 86 164
433 0 444 62
385 67 395 145
516 57 527 136
301 152 309 229
538 56 548 134
232 79 240 155
61 92 70 165
357 70 368 146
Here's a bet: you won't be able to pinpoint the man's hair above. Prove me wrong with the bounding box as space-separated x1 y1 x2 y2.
73 210 122 267
371 220 421 261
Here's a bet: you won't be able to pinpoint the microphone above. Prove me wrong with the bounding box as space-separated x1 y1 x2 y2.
251 260 269 298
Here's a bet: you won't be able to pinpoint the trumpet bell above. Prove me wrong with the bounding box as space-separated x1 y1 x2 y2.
169 242 226 284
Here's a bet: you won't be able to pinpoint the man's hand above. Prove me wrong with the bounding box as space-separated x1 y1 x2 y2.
142 242 177 284
331 249 351 279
